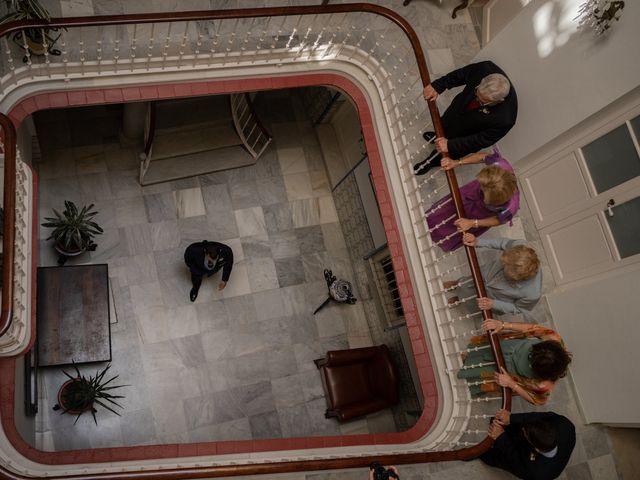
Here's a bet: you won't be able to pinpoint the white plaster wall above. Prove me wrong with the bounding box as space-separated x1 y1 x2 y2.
547 265 640 426
476 0 640 162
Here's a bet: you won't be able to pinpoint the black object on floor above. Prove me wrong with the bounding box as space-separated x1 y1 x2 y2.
312 269 357 315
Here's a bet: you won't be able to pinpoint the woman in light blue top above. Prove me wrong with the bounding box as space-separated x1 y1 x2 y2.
445 232 541 315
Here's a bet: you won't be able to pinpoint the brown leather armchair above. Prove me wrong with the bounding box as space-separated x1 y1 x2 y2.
314 345 399 422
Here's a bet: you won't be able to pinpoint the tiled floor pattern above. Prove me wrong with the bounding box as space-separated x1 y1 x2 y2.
29 0 624 478
34 92 398 451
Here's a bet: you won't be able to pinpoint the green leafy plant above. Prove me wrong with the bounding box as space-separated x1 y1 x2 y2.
0 0 50 23
42 201 103 252
54 363 127 425
0 0 54 51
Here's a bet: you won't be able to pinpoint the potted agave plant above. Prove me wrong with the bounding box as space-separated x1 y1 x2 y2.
53 363 127 424
42 200 103 262
0 0 58 57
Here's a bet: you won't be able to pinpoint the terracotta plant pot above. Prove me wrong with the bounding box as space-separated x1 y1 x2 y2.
54 242 86 258
55 378 93 415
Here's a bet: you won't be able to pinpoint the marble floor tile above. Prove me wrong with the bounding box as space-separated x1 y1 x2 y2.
278 147 309 175
291 198 321 228
149 220 181 252
119 408 158 446
223 294 258 325
201 329 234 362
256 176 288 205
274 257 306 288
296 225 326 255
201 183 233 212
269 230 301 259
259 316 293 348
229 180 261 210
144 191 177 222
206 209 240 241
318 195 339 224
227 350 270 388
195 300 229 331
235 206 268 237
284 172 314 200
121 223 153 256
254 147 282 178
247 257 280 292
174 187 206 218
108 169 142 199
123 253 157 286
177 215 213 244
278 404 314 438
249 410 283 440
230 324 266 357
309 169 331 196
263 202 294 234
77 172 113 201
426 47 456 78
266 345 299 378
241 234 272 259
252 289 286 322
115 196 148 227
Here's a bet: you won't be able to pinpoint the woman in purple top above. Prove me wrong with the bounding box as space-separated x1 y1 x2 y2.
425 148 519 252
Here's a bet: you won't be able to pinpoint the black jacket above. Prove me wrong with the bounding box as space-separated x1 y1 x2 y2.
431 61 518 159
481 412 576 480
184 241 234 282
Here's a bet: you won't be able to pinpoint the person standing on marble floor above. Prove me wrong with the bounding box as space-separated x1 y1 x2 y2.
414 61 518 175
482 409 576 479
184 240 234 302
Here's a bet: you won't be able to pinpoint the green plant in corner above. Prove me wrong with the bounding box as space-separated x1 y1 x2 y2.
41 200 103 253
0 0 61 58
53 363 128 425
0 0 50 23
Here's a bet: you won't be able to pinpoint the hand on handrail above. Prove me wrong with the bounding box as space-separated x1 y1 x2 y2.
462 232 478 247
423 83 439 101
482 318 503 332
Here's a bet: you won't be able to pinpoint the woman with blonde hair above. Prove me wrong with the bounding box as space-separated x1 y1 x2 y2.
444 232 541 315
425 148 519 251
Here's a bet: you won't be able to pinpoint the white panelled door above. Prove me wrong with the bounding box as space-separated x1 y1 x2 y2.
522 104 640 285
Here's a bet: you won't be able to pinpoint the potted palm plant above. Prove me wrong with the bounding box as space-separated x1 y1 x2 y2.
41 200 103 261
53 363 127 424
0 0 60 58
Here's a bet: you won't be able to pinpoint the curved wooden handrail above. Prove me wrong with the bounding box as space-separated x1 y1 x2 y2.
0 3 510 477
0 114 16 339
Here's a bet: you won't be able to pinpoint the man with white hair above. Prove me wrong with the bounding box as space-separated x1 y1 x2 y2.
414 61 518 175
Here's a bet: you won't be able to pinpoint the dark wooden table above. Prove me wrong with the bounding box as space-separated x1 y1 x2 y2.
37 264 111 367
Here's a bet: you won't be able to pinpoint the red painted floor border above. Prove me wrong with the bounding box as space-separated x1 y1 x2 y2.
0 72 438 465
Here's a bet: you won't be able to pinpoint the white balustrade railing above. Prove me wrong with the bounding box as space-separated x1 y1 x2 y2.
0 5 505 476
0 155 33 357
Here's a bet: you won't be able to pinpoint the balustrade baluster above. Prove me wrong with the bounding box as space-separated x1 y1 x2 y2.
130 23 138 71
60 30 69 82
113 38 120 72
145 23 155 70
19 30 32 78
161 22 173 70
178 21 189 67
224 18 239 63
255 16 273 51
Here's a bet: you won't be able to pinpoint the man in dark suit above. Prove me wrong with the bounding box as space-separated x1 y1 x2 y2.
414 61 518 175
184 240 234 301
481 409 576 480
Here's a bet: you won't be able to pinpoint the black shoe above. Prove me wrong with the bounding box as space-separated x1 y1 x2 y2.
190 288 198 302
413 150 441 176
422 131 436 143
